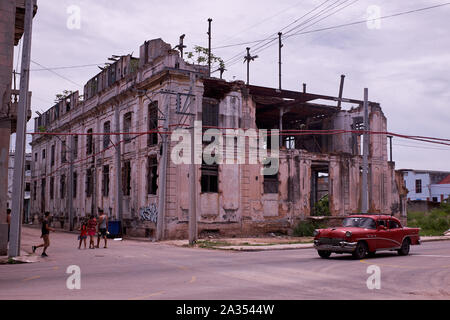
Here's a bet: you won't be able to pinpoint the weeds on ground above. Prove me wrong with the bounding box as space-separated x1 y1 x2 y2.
408 202 450 236
293 220 326 237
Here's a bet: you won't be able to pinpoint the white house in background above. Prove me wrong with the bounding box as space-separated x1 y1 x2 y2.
7 152 32 221
431 175 450 203
398 169 450 202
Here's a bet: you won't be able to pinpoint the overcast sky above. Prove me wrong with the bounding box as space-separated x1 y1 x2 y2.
13 0 450 171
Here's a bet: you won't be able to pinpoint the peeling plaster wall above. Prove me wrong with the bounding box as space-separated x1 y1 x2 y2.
30 38 405 239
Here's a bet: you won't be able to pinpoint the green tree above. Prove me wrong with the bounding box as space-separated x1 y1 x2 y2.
54 90 73 104
185 46 225 70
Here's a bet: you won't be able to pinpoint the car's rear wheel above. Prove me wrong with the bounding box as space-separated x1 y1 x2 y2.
318 250 331 259
352 242 368 259
397 238 410 256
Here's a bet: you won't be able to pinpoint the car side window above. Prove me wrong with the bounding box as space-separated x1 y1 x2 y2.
389 220 400 229
378 220 386 227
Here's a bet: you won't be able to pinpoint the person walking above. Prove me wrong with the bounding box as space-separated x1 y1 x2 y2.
78 219 88 249
87 215 97 249
32 212 54 257
96 209 108 249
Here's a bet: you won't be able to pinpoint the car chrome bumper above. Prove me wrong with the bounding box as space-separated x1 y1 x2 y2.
314 240 358 253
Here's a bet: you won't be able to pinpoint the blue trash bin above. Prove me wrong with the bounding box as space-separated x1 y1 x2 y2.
107 220 122 238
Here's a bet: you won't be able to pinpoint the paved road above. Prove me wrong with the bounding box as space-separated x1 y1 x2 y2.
0 226 449 300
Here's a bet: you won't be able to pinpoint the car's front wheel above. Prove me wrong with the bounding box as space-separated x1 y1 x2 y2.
397 238 410 256
318 250 331 259
352 242 368 259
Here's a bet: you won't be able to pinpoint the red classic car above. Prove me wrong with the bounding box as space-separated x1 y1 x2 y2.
313 214 421 259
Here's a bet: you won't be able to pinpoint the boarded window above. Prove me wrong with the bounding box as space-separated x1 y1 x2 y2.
85 168 93 197
73 135 78 159
123 112 132 143
201 163 218 193
147 157 158 195
263 171 279 194
50 145 55 166
415 179 422 194
41 178 46 212
66 98 71 112
202 99 219 130
148 102 158 146
122 161 131 196
60 174 66 199
50 177 54 199
73 172 77 198
61 141 67 163
103 121 111 148
102 165 109 197
42 149 46 159
25 183 30 192
87 128 93 154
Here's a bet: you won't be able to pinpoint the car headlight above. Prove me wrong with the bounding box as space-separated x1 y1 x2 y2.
345 231 352 238
313 229 320 237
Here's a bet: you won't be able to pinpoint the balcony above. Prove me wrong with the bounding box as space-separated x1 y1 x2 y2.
10 89 32 133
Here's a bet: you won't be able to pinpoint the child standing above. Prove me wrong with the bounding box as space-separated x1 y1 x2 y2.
87 215 97 249
78 220 88 249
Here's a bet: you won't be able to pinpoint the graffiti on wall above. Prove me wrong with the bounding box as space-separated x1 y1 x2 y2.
139 204 158 223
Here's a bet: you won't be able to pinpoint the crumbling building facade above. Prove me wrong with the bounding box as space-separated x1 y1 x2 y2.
30 38 407 238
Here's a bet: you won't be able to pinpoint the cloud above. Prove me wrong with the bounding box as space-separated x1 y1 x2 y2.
14 0 450 170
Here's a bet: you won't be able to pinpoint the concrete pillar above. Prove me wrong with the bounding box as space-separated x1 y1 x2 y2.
0 0 15 255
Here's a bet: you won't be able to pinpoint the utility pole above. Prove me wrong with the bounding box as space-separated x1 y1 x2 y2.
188 74 197 245
244 47 258 85
114 103 123 230
68 138 74 231
278 32 283 90
361 88 369 214
9 0 33 257
388 135 393 162
175 34 186 57
218 66 226 79
337 75 345 109
156 96 169 241
207 18 212 77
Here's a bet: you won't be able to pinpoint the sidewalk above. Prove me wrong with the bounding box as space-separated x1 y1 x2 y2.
161 235 450 252
2 226 450 260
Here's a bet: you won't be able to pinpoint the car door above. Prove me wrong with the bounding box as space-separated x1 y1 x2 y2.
387 219 403 248
376 219 394 249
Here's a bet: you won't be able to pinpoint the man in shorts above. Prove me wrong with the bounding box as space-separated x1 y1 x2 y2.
32 212 54 257
96 209 108 248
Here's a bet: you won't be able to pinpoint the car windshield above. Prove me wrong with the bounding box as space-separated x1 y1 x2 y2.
342 217 376 229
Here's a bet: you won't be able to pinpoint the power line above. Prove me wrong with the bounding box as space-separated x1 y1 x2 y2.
214 0 335 69
394 143 450 151
214 0 305 48
249 0 359 61
216 0 357 72
29 63 104 71
212 1 450 73
286 2 450 38
30 59 83 88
